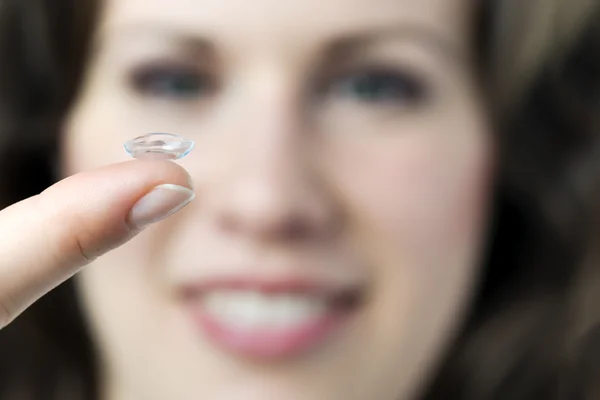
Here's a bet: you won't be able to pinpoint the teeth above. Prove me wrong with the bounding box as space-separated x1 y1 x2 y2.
202 291 327 330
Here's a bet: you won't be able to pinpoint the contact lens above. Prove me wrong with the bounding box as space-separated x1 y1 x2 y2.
124 133 195 160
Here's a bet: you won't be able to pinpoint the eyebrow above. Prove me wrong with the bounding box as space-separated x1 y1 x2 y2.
93 24 214 57
327 24 467 68
96 22 466 66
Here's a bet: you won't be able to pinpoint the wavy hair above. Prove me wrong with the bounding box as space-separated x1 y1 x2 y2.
0 0 598 399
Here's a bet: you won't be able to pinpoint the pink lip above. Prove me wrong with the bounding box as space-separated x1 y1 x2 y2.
181 276 349 296
181 277 360 360
192 308 350 360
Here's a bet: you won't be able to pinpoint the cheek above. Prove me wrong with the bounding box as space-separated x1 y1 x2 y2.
331 124 493 381
325 119 494 328
310 118 493 397
60 89 147 173
332 125 493 268
73 225 183 378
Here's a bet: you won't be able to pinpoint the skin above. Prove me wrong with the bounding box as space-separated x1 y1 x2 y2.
61 0 493 399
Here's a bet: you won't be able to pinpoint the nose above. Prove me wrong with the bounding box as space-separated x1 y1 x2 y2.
208 83 339 243
216 157 336 242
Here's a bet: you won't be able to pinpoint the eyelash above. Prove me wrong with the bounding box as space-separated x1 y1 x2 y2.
128 63 430 107
129 63 215 100
317 66 429 106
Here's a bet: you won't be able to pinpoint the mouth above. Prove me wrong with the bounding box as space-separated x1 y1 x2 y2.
180 277 364 361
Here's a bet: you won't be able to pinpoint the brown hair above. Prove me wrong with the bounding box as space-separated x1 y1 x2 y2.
0 0 598 399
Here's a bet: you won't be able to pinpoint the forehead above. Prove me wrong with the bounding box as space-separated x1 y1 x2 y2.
98 0 475 51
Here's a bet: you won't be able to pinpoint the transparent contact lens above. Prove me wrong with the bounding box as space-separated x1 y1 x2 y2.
124 133 195 160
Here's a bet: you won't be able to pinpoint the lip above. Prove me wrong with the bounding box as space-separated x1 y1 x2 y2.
180 276 362 360
180 276 356 296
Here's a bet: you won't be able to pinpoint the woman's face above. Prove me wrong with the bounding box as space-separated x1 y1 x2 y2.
63 0 493 399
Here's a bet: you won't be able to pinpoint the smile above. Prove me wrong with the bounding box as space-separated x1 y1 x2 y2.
181 277 363 360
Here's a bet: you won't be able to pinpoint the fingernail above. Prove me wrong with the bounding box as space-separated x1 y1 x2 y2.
128 184 195 228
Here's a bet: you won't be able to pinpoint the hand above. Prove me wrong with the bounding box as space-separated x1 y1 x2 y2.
0 160 195 329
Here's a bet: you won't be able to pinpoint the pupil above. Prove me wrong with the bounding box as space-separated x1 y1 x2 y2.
347 72 419 102
165 75 201 95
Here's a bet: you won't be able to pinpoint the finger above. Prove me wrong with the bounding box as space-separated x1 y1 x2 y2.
0 160 195 328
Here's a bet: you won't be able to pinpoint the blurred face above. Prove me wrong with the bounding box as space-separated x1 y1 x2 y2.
62 0 493 399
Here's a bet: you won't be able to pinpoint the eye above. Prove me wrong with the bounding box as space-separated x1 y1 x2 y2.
129 63 215 100
324 67 429 105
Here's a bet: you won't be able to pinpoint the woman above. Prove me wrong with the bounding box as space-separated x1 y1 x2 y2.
0 0 598 399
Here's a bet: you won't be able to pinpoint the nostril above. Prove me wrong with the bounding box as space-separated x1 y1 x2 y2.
216 206 314 240
218 212 239 233
211 165 340 242
283 217 313 240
